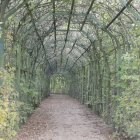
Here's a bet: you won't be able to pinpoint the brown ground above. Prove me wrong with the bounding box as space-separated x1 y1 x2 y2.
14 94 113 140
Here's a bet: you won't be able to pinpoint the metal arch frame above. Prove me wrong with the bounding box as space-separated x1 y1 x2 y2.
67 0 134 72
15 0 106 48
22 27 93 55
24 0 53 73
17 23 115 72
18 35 90 67
52 0 57 53
10 0 135 37
44 40 90 59
60 0 96 68
10 0 136 74
61 0 75 53
23 38 90 67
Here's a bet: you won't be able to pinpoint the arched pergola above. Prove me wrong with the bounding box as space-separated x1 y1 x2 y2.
0 0 140 139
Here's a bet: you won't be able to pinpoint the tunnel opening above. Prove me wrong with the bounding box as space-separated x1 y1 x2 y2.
50 73 69 94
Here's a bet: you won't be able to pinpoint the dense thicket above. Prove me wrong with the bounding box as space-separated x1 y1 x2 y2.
0 0 140 139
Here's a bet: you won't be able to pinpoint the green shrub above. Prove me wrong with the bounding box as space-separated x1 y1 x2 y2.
0 69 19 139
0 69 42 140
113 51 140 139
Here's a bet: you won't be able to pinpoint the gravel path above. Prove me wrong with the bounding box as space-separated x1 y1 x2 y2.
14 94 113 140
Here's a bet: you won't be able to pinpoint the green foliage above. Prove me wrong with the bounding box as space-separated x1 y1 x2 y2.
68 48 140 139
50 74 69 94
113 50 140 139
0 69 19 139
19 80 41 108
1 0 140 139
0 68 46 140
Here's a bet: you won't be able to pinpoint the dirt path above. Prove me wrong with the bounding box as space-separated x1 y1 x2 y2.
14 94 113 140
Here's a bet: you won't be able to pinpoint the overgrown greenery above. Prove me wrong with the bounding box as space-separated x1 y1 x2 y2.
113 50 140 138
50 74 69 93
69 48 140 139
0 0 140 139
0 70 19 139
0 68 50 139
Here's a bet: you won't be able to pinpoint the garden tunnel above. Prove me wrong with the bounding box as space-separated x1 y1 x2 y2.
50 73 70 94
0 0 140 139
